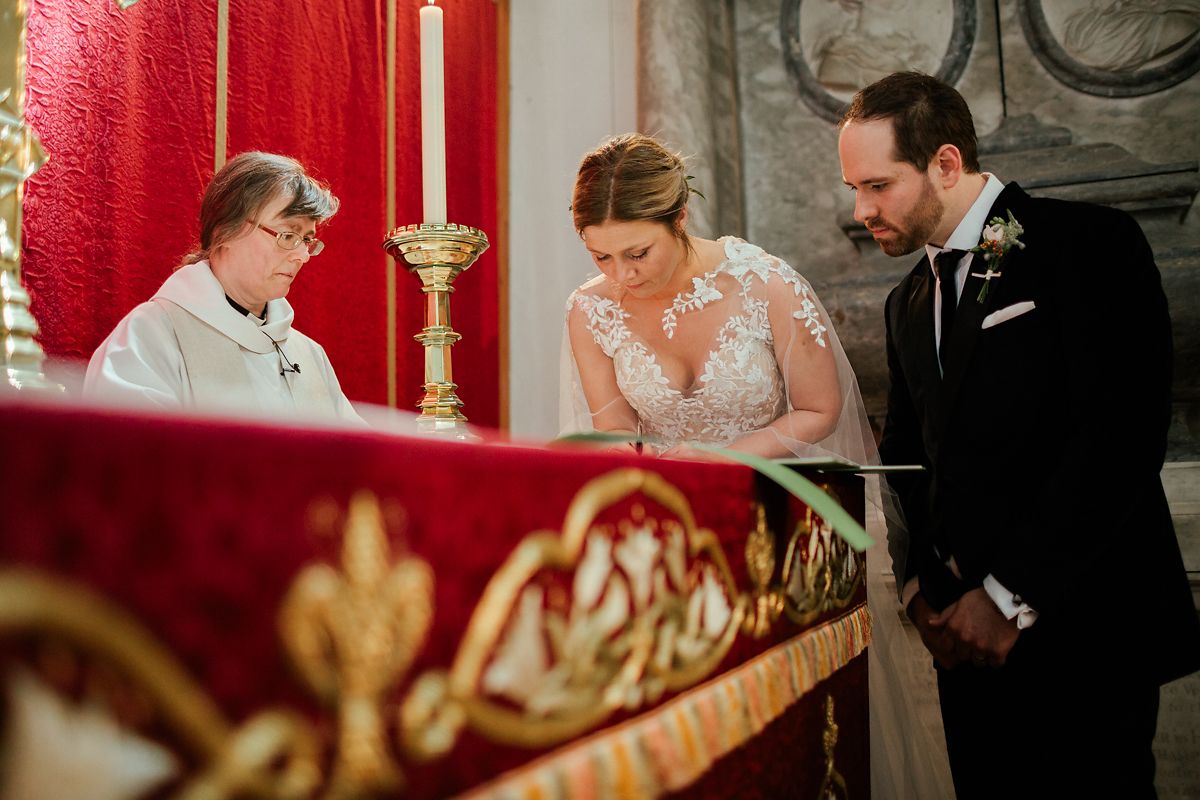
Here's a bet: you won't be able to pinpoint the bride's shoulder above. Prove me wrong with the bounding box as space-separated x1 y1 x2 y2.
565 275 627 324
566 275 618 309
574 274 612 295
716 237 812 291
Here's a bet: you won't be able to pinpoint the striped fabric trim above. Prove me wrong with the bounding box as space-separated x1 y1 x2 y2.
462 604 871 800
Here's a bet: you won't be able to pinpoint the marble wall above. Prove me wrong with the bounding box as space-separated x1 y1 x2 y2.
637 0 743 240
640 0 1200 455
637 1 1200 795
507 0 637 439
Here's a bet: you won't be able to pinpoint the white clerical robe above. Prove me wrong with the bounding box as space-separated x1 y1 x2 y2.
84 262 362 424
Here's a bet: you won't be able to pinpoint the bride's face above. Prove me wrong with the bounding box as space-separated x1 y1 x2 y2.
581 217 688 300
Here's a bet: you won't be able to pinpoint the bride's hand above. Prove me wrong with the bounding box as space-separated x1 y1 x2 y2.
659 444 724 462
629 441 661 457
600 439 659 457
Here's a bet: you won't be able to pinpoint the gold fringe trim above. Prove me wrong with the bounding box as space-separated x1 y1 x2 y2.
461 604 871 800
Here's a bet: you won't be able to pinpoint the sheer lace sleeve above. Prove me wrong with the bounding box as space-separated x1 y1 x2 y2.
722 243 877 468
560 285 639 435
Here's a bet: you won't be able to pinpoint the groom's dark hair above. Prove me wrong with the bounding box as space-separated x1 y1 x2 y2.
839 72 980 174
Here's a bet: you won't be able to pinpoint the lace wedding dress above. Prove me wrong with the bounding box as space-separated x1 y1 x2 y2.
560 237 874 466
560 238 941 797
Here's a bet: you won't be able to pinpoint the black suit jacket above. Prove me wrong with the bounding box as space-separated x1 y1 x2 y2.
880 182 1200 685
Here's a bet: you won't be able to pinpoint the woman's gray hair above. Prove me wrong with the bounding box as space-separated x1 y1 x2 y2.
181 151 339 266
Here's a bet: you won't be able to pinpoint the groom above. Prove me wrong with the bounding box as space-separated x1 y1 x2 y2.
839 72 1200 796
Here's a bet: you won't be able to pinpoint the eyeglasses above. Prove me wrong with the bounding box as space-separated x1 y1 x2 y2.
257 224 324 256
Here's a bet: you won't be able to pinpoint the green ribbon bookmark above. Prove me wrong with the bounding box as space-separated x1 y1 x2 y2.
555 433 873 551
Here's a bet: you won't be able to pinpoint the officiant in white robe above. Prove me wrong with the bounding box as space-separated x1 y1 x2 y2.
84 151 361 424
84 261 359 422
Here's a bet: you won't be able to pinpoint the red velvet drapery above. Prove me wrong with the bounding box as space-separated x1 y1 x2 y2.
21 0 500 426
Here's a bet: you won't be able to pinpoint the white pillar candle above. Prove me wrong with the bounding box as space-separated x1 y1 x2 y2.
420 0 447 224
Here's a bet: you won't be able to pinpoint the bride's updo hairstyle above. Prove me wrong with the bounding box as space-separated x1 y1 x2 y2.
572 134 692 251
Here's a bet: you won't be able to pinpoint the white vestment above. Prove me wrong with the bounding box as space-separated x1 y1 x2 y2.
83 262 362 424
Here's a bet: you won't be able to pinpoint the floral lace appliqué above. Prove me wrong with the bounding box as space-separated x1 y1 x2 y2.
661 275 723 340
793 292 827 348
572 291 631 358
725 247 827 349
574 238 827 446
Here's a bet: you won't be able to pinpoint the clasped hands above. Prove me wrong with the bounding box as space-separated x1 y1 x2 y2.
907 588 1019 670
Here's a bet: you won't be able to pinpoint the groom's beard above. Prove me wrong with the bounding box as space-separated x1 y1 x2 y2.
868 174 944 257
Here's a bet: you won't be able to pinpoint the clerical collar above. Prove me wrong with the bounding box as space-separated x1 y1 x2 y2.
225 294 265 320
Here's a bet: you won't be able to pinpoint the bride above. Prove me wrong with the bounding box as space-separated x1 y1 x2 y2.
561 133 945 796
561 133 874 468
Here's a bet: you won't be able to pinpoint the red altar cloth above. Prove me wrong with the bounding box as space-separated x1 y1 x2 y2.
0 397 867 798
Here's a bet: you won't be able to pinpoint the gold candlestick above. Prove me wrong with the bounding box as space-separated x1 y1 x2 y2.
383 222 488 434
1 0 59 392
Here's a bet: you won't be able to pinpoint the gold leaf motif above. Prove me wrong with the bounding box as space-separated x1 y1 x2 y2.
280 491 434 797
401 468 747 755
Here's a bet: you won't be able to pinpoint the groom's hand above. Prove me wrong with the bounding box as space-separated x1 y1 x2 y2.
928 588 1019 668
906 592 962 669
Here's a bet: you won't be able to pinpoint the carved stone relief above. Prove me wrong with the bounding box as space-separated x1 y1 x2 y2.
1019 0 1200 96
782 0 978 122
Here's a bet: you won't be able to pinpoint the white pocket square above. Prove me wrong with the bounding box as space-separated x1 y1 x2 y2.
982 301 1036 330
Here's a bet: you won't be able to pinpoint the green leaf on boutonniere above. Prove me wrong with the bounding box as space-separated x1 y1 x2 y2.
970 210 1025 303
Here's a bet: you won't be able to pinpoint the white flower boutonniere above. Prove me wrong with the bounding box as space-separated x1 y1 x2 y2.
970 210 1025 303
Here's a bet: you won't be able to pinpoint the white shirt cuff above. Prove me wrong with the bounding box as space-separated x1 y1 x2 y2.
901 576 920 610
983 574 1039 630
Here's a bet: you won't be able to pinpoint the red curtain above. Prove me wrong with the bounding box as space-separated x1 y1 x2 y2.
22 0 500 427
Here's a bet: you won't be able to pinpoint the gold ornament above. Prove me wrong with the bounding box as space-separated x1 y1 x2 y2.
0 0 58 392
400 468 747 755
280 491 433 797
818 694 849 799
0 569 321 799
742 502 784 638
782 491 864 626
383 223 489 434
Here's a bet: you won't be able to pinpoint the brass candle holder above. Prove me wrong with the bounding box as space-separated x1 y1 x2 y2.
383 222 488 434
1 0 60 393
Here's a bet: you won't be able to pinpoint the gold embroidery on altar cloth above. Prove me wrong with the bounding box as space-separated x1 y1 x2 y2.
0 570 322 800
819 694 850 799
742 502 784 638
782 490 865 627
400 468 748 756
280 490 434 797
2 477 864 794
1 491 433 799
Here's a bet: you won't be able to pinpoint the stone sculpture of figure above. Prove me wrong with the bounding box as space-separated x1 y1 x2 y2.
1062 0 1200 71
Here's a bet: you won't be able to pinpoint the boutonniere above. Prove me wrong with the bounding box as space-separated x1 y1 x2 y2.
970 210 1025 303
